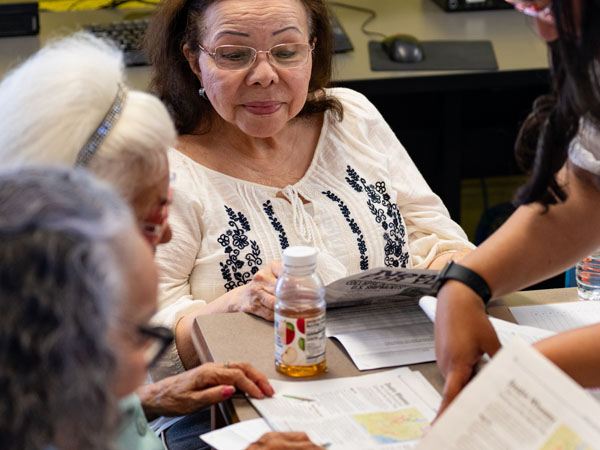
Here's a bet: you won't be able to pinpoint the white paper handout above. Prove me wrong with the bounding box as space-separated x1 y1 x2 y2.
249 367 442 450
416 339 600 449
510 300 600 333
326 301 435 370
419 296 556 345
199 418 272 450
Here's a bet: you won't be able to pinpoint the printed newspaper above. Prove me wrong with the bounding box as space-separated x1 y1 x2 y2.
325 267 438 309
324 268 556 371
324 268 439 370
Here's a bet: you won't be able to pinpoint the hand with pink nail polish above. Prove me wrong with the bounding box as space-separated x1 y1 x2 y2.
136 361 274 419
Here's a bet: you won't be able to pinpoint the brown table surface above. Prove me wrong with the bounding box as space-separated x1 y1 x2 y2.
193 287 579 424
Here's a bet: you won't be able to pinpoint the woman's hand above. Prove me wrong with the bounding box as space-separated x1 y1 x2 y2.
246 432 324 449
175 260 283 369
434 280 501 417
224 260 283 320
137 362 274 419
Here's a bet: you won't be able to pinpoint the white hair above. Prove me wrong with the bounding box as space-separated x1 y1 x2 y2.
0 32 177 206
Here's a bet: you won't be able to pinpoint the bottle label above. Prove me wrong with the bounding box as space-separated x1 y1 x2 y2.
274 312 326 366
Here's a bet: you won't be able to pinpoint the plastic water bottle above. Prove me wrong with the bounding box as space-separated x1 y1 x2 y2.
274 246 326 377
576 250 600 301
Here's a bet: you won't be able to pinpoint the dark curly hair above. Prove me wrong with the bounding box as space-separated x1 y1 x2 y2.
145 0 343 134
514 0 600 208
0 167 135 450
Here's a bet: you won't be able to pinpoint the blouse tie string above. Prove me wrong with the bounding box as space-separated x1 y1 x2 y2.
280 185 322 247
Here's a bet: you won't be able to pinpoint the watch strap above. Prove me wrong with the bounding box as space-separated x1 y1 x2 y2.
433 260 492 304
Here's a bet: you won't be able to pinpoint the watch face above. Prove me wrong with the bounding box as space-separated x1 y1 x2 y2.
432 261 454 293
439 260 455 278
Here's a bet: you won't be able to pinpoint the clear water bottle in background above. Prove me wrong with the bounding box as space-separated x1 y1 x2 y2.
576 250 600 301
274 246 326 377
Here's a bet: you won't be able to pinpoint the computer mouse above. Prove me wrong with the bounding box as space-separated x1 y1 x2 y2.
381 34 424 63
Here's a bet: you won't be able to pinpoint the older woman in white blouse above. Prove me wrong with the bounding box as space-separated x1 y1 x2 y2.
147 0 474 378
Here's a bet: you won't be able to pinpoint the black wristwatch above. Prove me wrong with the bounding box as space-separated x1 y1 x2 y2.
432 260 492 304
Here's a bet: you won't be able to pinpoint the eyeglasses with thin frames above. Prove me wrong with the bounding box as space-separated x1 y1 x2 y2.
137 324 174 368
198 42 315 71
505 0 554 24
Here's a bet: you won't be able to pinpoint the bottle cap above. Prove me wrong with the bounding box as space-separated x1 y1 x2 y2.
282 246 317 274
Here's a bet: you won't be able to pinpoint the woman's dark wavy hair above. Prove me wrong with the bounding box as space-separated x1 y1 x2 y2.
145 0 343 134
514 0 600 207
0 167 133 450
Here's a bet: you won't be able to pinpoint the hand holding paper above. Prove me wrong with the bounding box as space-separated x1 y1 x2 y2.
417 339 600 449
420 293 554 416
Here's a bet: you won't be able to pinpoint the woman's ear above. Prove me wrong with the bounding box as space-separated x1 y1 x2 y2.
183 43 202 79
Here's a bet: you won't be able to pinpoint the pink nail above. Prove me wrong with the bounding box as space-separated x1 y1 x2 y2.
221 386 235 398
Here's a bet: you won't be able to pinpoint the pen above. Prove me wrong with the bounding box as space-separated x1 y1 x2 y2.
282 394 316 402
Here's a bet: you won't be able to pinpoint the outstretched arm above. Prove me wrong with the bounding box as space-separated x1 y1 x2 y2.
534 324 600 387
435 164 600 415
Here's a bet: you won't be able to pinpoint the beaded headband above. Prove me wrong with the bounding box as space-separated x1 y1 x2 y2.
75 84 127 167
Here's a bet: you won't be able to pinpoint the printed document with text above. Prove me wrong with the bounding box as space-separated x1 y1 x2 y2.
417 339 600 449
325 268 438 370
510 301 600 333
249 367 441 450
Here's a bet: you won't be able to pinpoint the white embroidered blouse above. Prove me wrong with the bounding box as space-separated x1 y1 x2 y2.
152 88 474 379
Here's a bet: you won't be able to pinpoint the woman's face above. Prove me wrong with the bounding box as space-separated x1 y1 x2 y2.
534 0 582 42
132 169 173 249
192 0 313 138
507 0 583 43
109 231 159 398
535 17 558 42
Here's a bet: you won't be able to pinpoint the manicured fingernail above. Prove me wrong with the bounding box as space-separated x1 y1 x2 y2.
268 385 275 396
221 386 235 398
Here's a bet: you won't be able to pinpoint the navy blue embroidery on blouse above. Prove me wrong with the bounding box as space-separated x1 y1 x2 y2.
345 165 410 268
322 190 369 270
217 205 263 292
262 200 289 250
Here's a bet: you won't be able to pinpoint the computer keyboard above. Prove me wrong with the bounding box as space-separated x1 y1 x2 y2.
85 9 353 67
85 18 150 66
329 8 354 53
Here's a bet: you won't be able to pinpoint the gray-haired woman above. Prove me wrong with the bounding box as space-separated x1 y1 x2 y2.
0 167 134 450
